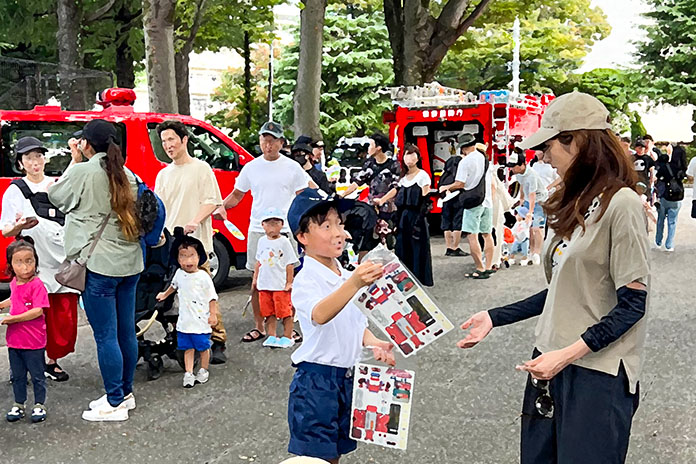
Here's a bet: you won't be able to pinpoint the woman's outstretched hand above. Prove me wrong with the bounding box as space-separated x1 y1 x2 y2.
456 311 493 349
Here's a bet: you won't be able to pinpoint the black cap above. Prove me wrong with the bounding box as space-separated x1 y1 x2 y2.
259 121 284 139
15 136 47 155
292 142 313 155
170 227 208 267
505 151 526 168
296 135 313 145
74 119 118 150
634 138 647 148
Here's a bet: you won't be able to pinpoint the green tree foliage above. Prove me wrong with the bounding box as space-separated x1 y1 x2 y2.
275 1 393 146
636 0 696 106
436 0 610 94
207 45 273 151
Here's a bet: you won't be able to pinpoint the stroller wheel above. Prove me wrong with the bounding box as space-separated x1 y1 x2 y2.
147 355 164 381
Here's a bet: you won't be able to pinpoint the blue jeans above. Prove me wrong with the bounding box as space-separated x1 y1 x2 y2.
655 199 681 249
82 271 140 407
9 348 46 405
510 238 529 257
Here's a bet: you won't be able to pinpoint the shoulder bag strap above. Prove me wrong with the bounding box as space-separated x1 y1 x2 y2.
10 179 34 199
84 212 112 261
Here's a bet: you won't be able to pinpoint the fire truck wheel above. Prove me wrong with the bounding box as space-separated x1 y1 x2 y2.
209 236 231 289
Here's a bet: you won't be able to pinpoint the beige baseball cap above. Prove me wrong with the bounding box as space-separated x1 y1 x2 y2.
518 91 612 150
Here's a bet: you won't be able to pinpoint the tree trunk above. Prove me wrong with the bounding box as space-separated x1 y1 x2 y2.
243 31 252 129
114 4 137 88
384 0 494 86
293 0 327 140
143 0 178 113
175 50 191 115
56 0 86 110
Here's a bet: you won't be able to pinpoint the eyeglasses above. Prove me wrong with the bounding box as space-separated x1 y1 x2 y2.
531 377 554 418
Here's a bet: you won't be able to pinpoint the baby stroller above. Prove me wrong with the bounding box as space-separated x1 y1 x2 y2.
134 230 192 380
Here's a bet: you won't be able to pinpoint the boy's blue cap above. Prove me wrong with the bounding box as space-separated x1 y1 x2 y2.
516 206 529 217
288 189 354 235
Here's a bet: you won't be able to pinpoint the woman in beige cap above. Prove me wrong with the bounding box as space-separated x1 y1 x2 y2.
457 92 649 463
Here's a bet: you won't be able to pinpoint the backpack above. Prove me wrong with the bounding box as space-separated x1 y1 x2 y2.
10 179 65 226
129 170 166 247
659 163 684 202
459 154 490 209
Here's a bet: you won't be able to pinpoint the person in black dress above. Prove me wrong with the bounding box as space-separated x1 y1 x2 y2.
378 144 434 286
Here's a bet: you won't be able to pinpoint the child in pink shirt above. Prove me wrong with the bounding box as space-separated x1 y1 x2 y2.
1 236 50 423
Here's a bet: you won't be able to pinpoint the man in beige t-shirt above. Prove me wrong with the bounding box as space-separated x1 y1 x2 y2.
154 120 226 363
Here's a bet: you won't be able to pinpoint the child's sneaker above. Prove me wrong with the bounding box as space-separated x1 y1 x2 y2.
263 336 280 348
531 254 541 266
6 403 25 422
519 258 530 266
81 401 129 422
183 372 196 388
276 337 295 349
195 368 209 385
31 403 47 423
89 392 136 411
508 258 516 266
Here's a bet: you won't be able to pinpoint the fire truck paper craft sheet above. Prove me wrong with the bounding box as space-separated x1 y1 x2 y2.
351 363 415 450
352 246 453 357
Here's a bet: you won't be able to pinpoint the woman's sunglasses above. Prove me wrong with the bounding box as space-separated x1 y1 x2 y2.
531 377 554 418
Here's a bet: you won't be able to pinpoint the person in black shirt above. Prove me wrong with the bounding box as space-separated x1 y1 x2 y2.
290 142 334 196
632 139 654 191
654 145 686 251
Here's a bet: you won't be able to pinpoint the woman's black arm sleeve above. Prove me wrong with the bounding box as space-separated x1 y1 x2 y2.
487 289 547 327
581 286 647 352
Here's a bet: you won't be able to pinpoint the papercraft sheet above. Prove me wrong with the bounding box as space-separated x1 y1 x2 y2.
352 247 453 357
350 363 415 450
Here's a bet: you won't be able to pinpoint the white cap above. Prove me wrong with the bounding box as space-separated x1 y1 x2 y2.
518 91 612 150
278 458 330 464
260 207 286 223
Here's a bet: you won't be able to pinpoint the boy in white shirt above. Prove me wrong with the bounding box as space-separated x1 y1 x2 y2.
156 228 218 388
508 206 531 266
286 189 395 463
254 208 298 349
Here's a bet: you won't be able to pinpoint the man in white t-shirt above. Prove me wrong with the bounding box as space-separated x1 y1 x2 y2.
154 120 226 362
214 121 314 343
440 136 494 278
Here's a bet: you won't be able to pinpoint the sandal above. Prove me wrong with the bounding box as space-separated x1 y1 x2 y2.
485 268 498 275
241 328 266 343
292 329 303 344
464 271 490 279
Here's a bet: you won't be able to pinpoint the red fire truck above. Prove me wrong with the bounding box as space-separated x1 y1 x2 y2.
381 83 554 211
0 88 253 288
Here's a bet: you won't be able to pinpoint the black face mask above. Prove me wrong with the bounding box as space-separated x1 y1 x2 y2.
292 153 308 165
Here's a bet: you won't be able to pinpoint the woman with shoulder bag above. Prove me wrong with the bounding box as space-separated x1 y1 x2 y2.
457 92 650 463
654 145 686 252
48 119 143 422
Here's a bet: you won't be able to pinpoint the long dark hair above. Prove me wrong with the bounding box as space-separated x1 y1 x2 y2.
400 144 422 177
97 140 140 242
544 129 637 238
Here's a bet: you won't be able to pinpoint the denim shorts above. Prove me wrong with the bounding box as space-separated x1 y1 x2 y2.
177 331 212 352
288 362 357 460
524 201 546 228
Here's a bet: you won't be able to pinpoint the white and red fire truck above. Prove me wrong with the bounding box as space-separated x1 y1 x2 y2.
380 83 554 212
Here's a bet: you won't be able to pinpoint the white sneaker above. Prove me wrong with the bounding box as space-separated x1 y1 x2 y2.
508 258 516 266
520 258 530 266
531 254 541 266
81 401 129 422
195 368 209 385
89 393 136 411
665 247 674 252
183 372 196 388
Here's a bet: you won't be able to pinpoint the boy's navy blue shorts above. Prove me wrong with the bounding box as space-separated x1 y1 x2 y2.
287 362 357 460
177 331 212 352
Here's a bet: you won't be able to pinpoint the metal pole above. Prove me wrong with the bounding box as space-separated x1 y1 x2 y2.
268 41 274 121
511 17 521 96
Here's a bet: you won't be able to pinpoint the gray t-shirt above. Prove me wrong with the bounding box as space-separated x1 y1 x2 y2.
517 167 549 204
537 188 650 394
